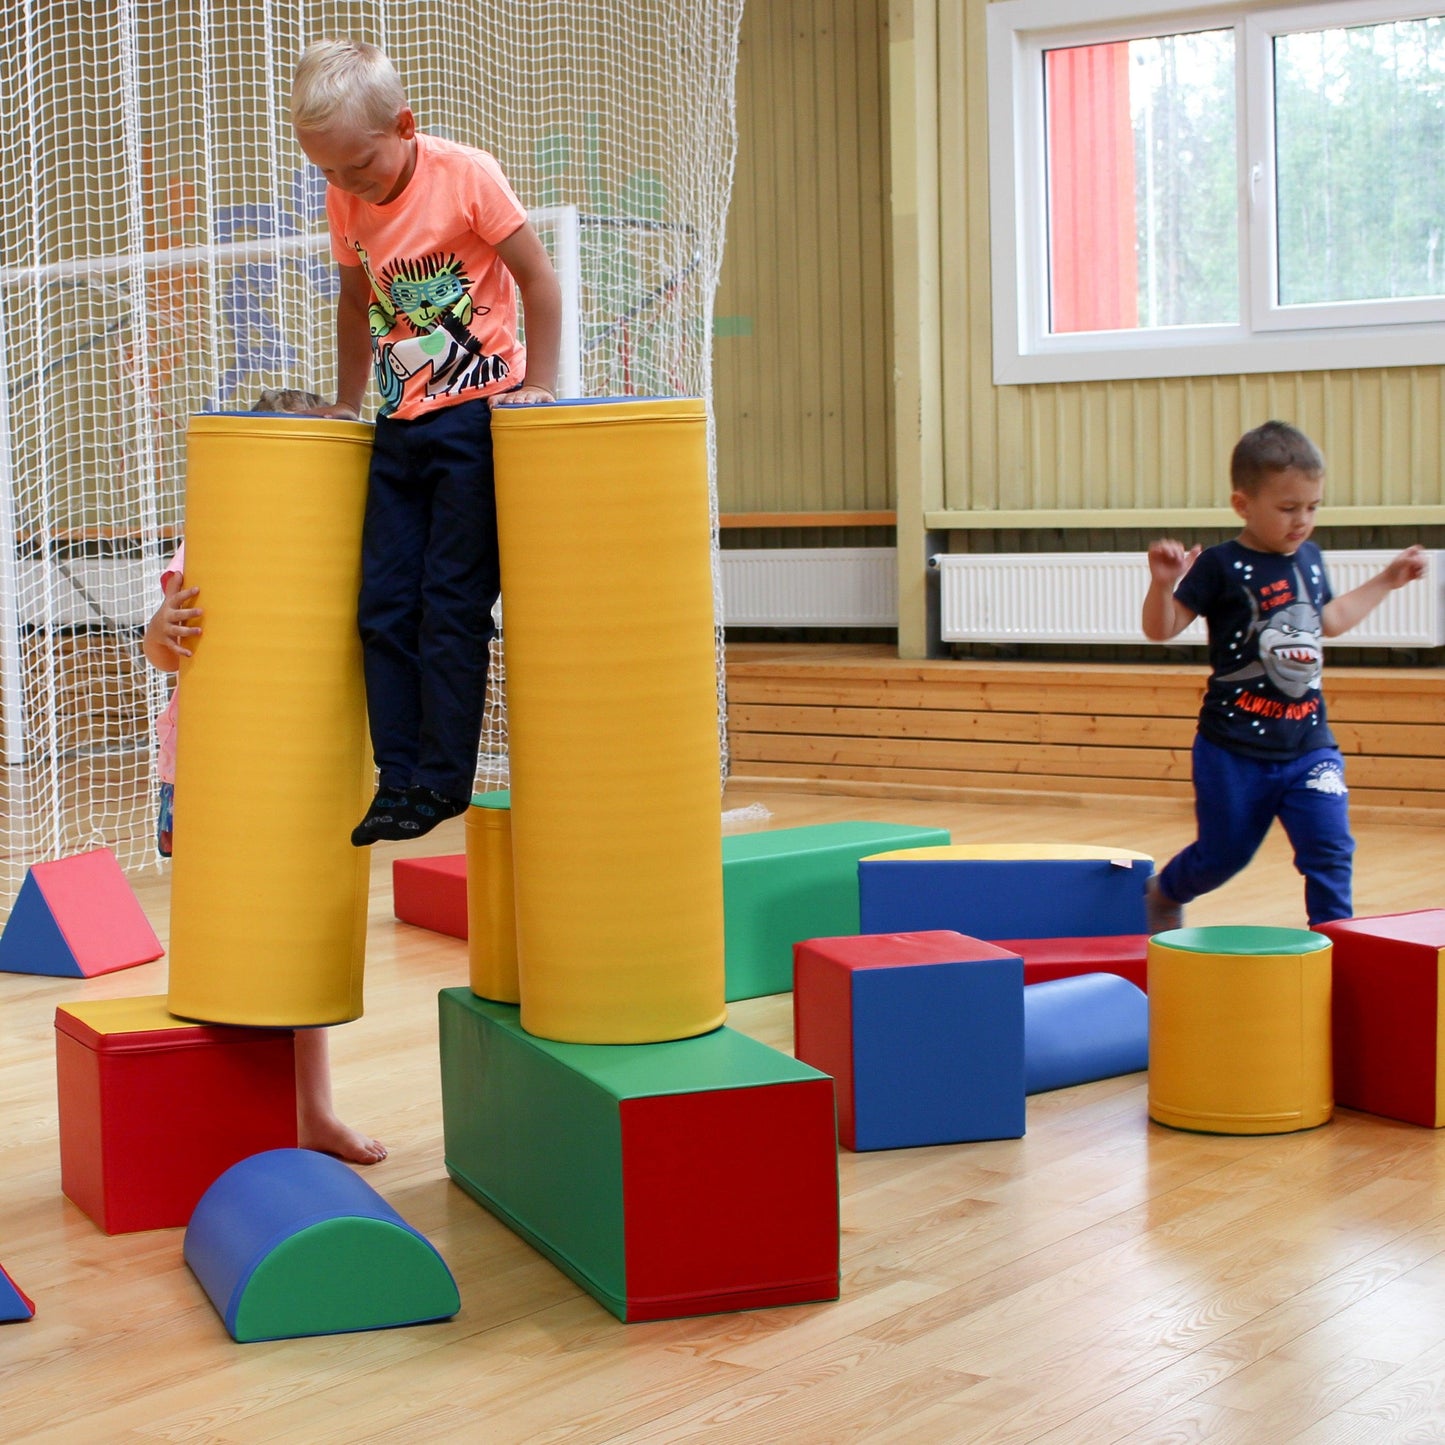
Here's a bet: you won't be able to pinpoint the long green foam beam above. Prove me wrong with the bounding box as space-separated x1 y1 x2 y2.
440 989 840 1322
723 821 951 999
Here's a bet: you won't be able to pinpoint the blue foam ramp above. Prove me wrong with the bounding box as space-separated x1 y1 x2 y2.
859 857 1151 941
0 1263 34 1322
0 848 163 978
184 1148 459 1342
1024 973 1149 1094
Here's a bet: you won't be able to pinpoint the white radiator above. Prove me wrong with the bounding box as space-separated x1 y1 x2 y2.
719 547 898 627
933 550 1445 647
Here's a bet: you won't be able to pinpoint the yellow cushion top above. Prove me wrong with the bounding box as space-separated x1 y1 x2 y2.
861 843 1152 863
55 995 198 1035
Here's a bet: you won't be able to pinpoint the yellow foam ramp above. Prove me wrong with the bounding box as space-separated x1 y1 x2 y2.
167 415 373 1027
491 398 724 1044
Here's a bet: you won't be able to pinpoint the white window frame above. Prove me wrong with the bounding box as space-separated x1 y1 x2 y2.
987 0 1445 384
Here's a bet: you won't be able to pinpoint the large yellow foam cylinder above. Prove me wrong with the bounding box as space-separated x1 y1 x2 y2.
466 791 519 1004
490 398 725 1043
166 415 374 1027
1148 925 1333 1135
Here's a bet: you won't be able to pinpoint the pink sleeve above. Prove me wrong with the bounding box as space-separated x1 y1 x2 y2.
160 542 185 593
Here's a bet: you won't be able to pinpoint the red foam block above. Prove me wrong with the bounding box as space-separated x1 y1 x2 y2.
56 998 299 1234
392 854 467 940
1317 910 1445 1128
621 1079 839 1320
994 934 1149 992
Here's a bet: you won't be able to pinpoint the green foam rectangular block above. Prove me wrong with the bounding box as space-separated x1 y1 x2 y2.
722 822 952 1000
438 989 840 1322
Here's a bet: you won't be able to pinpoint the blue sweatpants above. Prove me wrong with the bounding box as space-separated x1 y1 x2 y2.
358 397 499 802
1157 734 1355 926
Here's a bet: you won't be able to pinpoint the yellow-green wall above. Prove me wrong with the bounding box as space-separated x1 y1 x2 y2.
930 1 1445 528
713 1 1445 655
713 0 893 516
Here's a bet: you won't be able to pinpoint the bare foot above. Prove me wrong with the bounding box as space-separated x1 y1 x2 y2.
299 1114 388 1165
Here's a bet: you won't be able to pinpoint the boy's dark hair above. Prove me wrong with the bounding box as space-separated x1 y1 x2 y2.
1230 420 1325 495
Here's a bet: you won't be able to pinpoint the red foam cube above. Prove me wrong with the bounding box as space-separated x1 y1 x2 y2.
56 996 297 1233
994 934 1149 992
393 854 467 940
1317 910 1445 1127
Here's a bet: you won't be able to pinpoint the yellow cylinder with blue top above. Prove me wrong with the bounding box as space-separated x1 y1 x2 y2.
1147 925 1333 1135
489 397 725 1044
166 414 374 1027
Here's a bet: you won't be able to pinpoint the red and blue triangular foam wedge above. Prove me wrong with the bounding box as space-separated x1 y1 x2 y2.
0 848 163 978
0 1264 35 1322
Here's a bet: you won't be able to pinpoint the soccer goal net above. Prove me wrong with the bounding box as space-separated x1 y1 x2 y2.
0 1 743 916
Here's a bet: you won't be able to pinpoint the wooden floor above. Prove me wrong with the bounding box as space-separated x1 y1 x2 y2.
3 784 1445 1443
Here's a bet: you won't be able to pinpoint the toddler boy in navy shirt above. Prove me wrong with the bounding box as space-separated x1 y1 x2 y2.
1142 420 1424 929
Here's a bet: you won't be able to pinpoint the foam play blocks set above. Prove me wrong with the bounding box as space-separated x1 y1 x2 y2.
439 988 839 1321
55 996 298 1233
723 822 951 1000
0 1264 34 1322
185 1149 460 1342
857 844 1152 990
392 854 468 940
1024 973 1148 1094
1147 926 1332 1136
793 931 1025 1150
0 847 163 978
1317 910 1445 1127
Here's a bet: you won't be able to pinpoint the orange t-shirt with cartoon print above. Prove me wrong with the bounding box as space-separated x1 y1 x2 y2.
326 132 528 421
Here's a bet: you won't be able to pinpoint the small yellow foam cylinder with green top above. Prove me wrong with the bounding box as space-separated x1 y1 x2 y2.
1147 925 1333 1135
490 398 725 1044
166 414 374 1027
466 791 519 1004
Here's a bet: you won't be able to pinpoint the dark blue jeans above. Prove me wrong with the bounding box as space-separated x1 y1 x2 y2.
358 398 499 802
1157 734 1355 925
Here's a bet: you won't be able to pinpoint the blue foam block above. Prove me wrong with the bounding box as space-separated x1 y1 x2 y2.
1023 973 1149 1094
185 1149 459 1342
852 956 1025 1149
859 858 1151 941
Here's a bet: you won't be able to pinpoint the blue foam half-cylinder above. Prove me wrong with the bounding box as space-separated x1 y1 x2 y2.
1023 972 1148 1094
184 1148 459 1342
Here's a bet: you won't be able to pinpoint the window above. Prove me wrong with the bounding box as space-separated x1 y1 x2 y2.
987 0 1445 383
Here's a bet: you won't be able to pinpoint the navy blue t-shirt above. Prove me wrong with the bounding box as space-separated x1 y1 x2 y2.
1174 538 1336 760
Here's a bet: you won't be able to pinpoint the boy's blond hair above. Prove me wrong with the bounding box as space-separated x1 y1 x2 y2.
290 39 407 135
1230 419 1325 496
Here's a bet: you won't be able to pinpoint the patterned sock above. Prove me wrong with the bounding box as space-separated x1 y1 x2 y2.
350 788 411 848
401 786 470 839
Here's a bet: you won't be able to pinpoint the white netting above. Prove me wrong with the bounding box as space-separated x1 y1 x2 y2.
0 2 742 915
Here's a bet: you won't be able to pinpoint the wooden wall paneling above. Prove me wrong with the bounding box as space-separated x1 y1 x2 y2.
715 0 891 521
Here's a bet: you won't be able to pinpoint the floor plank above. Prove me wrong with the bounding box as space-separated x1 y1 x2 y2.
1 782 1443 1443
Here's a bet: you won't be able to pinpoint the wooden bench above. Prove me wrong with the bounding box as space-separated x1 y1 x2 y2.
725 644 1445 815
